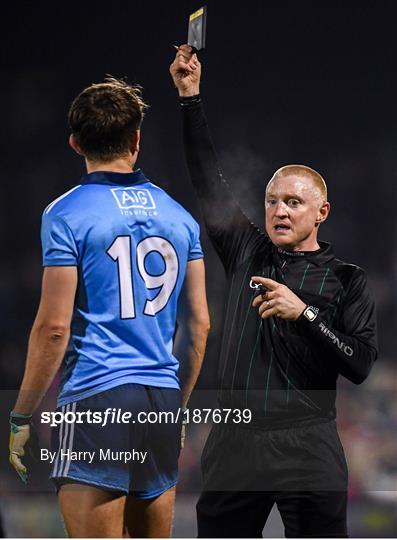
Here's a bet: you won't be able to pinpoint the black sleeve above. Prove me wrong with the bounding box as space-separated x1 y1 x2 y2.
180 95 266 275
295 268 378 384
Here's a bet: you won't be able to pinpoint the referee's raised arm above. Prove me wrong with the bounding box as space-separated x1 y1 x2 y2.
169 45 235 227
170 45 264 274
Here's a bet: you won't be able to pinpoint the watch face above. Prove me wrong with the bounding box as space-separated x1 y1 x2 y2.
305 307 317 321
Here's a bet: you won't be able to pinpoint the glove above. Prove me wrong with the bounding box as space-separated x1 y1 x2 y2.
9 412 32 484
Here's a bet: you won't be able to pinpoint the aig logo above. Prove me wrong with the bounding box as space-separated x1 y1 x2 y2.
111 187 156 210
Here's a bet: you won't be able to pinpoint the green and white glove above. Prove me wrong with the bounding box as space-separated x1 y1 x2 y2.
9 412 32 484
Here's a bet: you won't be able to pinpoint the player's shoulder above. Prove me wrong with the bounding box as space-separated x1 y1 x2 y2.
43 184 86 218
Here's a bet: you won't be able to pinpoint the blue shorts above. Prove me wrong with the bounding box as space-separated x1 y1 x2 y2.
50 383 182 498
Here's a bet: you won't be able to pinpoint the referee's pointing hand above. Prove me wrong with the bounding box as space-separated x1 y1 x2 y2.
251 277 306 321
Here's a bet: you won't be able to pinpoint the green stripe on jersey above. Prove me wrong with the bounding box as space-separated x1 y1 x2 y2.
319 267 330 294
220 264 252 397
245 322 263 407
299 263 311 290
264 351 273 413
230 296 255 395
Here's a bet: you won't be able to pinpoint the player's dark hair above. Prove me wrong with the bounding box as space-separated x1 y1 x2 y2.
68 77 148 163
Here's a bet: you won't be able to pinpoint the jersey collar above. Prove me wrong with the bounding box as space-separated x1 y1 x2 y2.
80 169 148 186
273 241 334 266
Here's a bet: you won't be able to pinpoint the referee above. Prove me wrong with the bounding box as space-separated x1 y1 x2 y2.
170 46 378 538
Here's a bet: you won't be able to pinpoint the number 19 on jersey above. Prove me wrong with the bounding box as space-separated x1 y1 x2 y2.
107 235 179 319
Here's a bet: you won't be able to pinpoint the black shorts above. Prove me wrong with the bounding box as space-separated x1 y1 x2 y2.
197 419 348 537
51 383 182 498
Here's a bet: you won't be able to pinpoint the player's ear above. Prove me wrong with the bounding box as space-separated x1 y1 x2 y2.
131 130 141 154
69 134 84 156
315 201 331 226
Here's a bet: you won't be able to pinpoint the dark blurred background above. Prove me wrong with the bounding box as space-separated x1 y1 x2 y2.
0 0 396 537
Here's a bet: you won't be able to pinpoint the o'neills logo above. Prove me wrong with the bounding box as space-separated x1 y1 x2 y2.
319 322 354 357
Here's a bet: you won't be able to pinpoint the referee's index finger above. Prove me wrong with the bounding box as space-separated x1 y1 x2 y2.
250 277 280 290
177 43 193 52
177 50 191 59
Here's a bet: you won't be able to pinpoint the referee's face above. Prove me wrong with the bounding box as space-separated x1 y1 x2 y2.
265 174 326 251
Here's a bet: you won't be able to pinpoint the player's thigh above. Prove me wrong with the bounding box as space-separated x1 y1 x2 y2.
276 490 348 538
196 490 274 538
51 387 136 494
124 485 176 538
58 482 126 538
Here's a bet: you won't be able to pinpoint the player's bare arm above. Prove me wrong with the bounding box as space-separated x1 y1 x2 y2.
10 267 77 480
13 266 77 414
174 258 210 408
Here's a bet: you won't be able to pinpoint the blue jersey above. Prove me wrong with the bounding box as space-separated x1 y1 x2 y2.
41 170 203 406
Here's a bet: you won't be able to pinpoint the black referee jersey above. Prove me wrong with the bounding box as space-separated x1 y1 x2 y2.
180 96 378 426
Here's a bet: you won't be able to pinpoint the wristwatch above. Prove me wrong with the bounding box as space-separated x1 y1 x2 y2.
301 305 318 322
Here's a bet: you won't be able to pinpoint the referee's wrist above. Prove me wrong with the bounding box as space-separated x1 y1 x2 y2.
296 305 319 324
296 305 309 321
179 94 201 106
